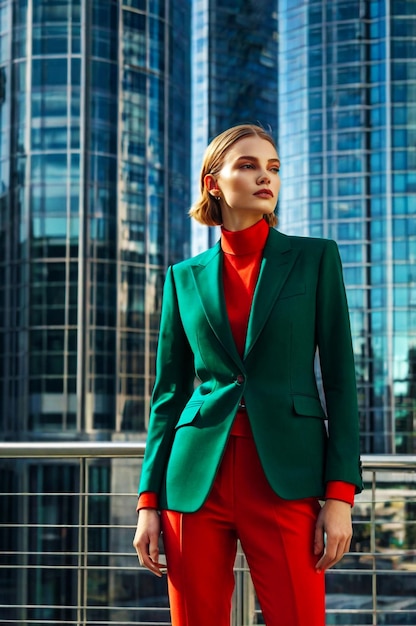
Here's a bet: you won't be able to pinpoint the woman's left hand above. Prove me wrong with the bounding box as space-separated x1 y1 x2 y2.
314 499 352 573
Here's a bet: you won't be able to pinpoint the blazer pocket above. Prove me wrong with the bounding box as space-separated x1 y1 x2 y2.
175 400 204 429
279 283 306 300
292 394 326 419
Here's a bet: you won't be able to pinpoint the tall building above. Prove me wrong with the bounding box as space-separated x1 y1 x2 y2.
278 0 416 454
0 0 191 439
0 0 191 621
191 0 279 254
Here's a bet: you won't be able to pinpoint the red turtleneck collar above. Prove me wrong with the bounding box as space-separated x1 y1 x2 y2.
221 218 270 256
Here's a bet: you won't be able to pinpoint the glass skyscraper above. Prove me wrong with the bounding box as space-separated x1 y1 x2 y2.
0 0 190 439
278 0 416 454
0 0 190 621
191 0 279 253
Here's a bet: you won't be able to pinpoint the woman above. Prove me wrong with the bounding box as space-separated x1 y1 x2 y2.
133 124 362 626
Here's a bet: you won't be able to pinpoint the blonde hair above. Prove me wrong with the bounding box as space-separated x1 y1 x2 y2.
189 124 278 227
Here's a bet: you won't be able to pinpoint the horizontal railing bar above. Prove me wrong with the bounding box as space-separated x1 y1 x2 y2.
0 604 168 611
0 620 202 625
0 441 146 458
1 563 409 572
3 519 416 528
326 610 416 615
0 443 414 469
2 490 414 499
0 492 139 496
361 455 416 470
0 551 412 562
2 610 415 618
1 548 414 557
0 523 139 529
0 616 170 626
1 601 414 614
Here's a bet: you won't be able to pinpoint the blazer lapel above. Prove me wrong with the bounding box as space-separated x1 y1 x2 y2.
190 244 244 369
244 229 299 359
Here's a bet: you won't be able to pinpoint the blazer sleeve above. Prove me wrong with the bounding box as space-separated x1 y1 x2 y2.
316 240 363 493
138 266 195 498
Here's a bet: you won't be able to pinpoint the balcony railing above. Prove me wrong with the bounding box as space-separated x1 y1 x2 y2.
0 443 415 626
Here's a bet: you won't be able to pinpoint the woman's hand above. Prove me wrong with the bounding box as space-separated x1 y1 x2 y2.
314 499 353 573
133 508 164 577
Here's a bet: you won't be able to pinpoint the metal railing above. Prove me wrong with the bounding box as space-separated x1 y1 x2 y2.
0 444 415 626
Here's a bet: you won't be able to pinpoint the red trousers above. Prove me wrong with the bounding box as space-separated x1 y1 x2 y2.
161 428 325 626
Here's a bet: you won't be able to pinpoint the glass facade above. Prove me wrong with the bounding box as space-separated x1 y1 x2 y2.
191 0 279 253
0 0 191 439
278 0 416 455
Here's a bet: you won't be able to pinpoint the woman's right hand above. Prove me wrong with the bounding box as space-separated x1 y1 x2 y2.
133 508 164 577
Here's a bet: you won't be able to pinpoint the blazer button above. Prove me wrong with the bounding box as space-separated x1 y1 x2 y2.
235 374 245 385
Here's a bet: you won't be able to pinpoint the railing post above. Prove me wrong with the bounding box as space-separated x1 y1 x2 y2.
18 461 29 625
370 469 377 626
77 457 88 626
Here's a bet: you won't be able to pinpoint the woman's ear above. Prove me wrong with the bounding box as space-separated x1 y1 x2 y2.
204 174 219 194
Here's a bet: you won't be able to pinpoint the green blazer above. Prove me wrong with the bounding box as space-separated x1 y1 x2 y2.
139 228 363 512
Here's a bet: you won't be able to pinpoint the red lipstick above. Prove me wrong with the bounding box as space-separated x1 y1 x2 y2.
254 189 274 198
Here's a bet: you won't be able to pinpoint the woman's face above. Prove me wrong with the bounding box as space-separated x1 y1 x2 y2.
205 135 280 229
